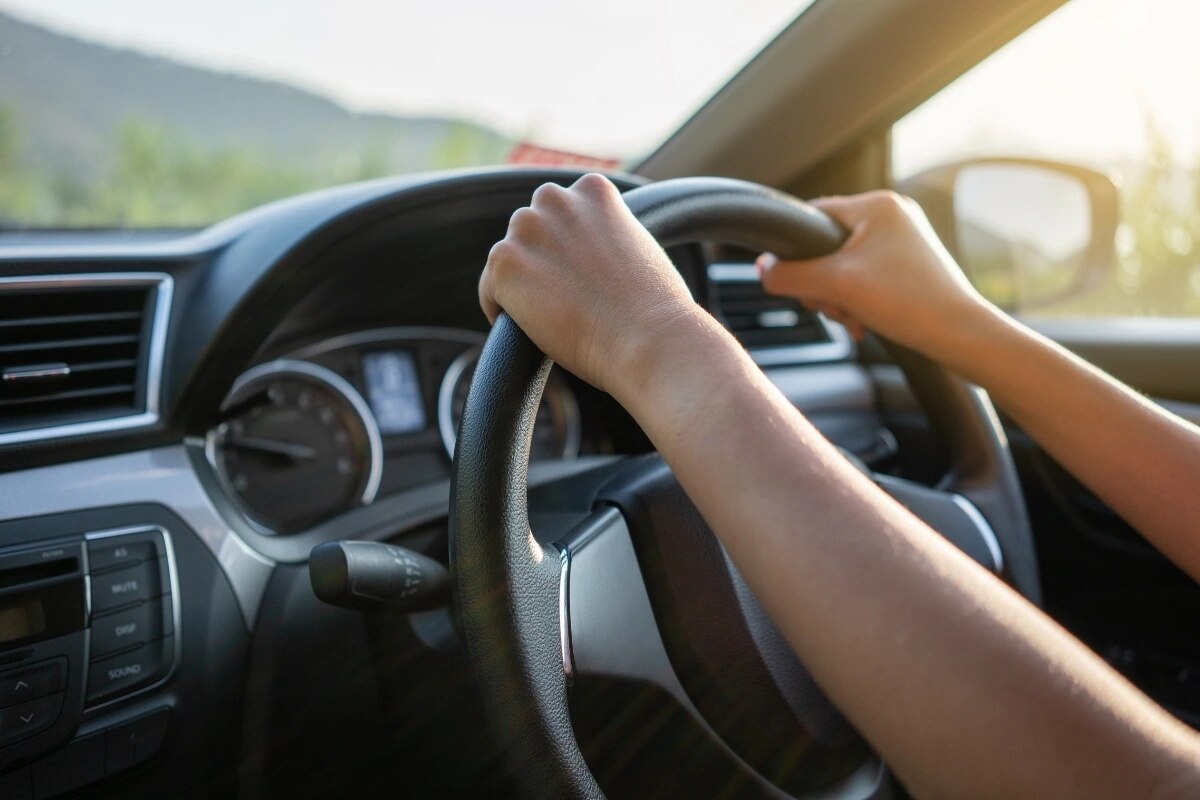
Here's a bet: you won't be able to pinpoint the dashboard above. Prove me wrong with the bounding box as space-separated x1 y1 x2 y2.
0 168 887 798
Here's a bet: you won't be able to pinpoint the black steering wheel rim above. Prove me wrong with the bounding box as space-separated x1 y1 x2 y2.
448 176 1038 799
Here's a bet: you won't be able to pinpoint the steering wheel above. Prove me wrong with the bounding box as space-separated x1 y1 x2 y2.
448 177 1039 799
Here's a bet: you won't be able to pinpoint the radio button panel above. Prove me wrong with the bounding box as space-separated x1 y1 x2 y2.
0 524 179 781
83 526 179 710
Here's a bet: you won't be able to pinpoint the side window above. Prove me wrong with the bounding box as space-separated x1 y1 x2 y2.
892 0 1200 320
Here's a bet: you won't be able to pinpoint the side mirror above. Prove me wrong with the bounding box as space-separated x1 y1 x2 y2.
898 158 1119 312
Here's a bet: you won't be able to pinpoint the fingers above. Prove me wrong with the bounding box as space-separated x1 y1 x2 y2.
757 253 865 340
478 268 501 325
756 250 844 306
756 191 918 309
480 238 516 325
805 302 866 342
810 190 912 229
570 172 620 200
482 176 612 324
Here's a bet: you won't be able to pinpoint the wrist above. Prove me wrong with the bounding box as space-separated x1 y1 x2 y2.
925 298 1028 381
911 294 1001 365
606 305 740 415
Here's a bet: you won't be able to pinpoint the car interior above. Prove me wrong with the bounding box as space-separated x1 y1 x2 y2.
0 0 1198 797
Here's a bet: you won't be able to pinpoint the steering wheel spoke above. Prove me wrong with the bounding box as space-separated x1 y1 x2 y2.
556 507 683 693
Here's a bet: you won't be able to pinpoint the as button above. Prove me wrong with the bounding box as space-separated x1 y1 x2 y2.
88 539 156 574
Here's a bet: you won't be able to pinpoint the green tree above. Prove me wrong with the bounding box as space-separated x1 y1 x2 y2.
0 104 40 224
1047 115 1200 318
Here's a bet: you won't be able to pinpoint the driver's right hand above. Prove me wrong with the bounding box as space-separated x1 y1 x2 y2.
757 191 994 361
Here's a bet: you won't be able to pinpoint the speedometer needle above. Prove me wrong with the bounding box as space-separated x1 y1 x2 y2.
226 435 318 462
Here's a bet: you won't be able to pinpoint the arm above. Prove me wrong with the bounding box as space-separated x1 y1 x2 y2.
479 175 1200 798
757 191 1200 581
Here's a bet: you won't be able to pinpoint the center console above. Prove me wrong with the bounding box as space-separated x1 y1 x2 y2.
0 525 180 798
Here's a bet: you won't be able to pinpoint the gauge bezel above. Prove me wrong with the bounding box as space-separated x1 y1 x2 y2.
204 359 384 535
437 347 581 461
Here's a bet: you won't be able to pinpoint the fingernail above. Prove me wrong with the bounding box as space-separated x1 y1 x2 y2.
755 252 777 278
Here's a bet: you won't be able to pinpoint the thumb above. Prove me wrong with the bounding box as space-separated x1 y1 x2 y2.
756 251 844 305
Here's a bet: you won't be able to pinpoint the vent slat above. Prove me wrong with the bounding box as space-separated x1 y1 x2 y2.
0 384 136 409
67 359 140 373
0 310 143 329
0 282 155 437
0 334 140 356
708 266 832 351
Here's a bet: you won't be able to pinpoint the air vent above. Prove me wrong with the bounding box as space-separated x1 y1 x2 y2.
708 264 850 365
0 274 172 443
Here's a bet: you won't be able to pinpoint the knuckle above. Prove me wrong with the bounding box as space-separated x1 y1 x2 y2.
868 190 907 215
508 206 539 236
487 239 518 270
573 172 616 197
531 181 567 208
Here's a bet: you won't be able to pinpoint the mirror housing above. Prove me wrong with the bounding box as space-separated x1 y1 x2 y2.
898 158 1119 312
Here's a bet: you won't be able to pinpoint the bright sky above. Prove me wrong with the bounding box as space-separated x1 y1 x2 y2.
0 0 814 158
5 0 1200 169
895 0 1200 178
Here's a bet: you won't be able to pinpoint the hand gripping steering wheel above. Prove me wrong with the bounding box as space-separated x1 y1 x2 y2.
448 177 1039 799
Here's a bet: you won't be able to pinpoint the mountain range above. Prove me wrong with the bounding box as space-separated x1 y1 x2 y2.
0 8 512 181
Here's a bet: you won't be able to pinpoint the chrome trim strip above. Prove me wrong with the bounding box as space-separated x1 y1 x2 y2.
287 325 487 361
557 545 575 684
437 348 479 460
0 272 174 446
0 446 273 629
436 346 582 461
293 326 584 461
951 494 1005 574
553 507 622 684
707 263 854 366
84 524 184 711
2 364 71 382
204 359 384 535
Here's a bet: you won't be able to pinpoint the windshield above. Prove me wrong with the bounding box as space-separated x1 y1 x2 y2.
0 0 815 229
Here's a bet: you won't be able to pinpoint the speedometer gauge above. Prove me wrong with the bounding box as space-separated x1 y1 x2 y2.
206 360 383 534
438 348 581 461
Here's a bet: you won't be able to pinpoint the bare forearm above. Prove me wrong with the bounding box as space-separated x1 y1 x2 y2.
614 318 1200 799
932 306 1200 579
756 190 1200 574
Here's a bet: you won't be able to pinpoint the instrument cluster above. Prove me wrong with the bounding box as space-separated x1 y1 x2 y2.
205 328 586 534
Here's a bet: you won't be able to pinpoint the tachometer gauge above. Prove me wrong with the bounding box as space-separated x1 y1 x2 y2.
206 360 383 534
438 348 581 461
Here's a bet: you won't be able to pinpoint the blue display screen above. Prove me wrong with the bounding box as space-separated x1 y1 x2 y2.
362 350 426 434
